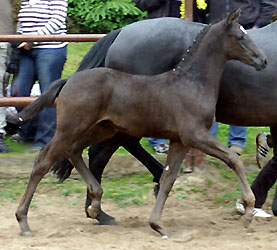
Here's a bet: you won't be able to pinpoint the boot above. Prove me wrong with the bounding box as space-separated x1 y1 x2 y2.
183 148 206 173
0 133 9 153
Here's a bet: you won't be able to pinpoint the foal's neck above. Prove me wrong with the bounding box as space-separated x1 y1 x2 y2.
176 23 227 89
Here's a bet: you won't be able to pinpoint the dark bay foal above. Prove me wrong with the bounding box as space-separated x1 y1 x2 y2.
16 10 266 237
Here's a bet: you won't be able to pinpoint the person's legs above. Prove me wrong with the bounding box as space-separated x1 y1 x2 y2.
147 137 168 154
33 47 67 148
209 122 218 138
228 125 247 155
252 126 277 214
13 50 37 141
0 43 8 152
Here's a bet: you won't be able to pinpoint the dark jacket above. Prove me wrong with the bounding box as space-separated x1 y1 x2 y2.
0 0 13 34
208 0 277 28
135 0 181 19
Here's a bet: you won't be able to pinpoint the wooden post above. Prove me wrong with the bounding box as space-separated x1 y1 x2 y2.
185 0 193 21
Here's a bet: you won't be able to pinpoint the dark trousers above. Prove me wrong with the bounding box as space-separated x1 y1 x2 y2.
252 126 277 214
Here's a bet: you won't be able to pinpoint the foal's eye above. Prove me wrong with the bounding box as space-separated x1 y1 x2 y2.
237 36 244 41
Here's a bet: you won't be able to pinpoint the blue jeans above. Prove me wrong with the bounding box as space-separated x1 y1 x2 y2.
209 122 247 148
147 138 167 148
15 46 67 147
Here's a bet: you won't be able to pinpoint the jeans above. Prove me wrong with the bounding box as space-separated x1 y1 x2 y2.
15 46 67 147
147 138 167 148
209 122 247 148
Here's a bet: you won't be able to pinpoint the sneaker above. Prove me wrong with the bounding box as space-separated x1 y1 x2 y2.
11 133 24 143
229 145 244 156
154 144 169 155
253 208 272 218
256 132 271 169
235 199 272 217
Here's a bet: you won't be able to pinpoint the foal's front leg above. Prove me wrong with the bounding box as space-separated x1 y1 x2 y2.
149 141 188 238
190 129 255 224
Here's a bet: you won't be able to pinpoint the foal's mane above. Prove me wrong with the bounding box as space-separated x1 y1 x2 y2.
174 22 215 70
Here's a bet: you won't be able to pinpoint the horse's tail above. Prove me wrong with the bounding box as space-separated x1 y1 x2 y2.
77 28 122 71
16 78 68 123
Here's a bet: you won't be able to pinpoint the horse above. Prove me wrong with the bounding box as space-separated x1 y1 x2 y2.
15 10 267 237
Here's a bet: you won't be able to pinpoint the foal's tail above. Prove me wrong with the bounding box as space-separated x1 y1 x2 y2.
16 78 67 123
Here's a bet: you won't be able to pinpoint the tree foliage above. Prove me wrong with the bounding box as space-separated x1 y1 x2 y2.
67 0 145 33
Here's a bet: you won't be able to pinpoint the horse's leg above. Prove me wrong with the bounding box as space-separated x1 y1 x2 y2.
74 126 119 221
122 136 164 183
15 134 71 236
67 149 104 220
86 134 125 224
189 129 255 225
149 141 188 237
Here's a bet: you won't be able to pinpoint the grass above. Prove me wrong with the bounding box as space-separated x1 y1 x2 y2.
1 43 275 209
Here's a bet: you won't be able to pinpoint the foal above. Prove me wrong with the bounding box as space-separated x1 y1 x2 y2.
16 10 266 237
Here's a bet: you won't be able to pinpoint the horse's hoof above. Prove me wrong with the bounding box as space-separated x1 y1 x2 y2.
20 231 32 237
98 218 117 226
95 211 116 225
87 205 98 219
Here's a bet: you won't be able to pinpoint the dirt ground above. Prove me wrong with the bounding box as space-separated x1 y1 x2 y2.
0 154 276 250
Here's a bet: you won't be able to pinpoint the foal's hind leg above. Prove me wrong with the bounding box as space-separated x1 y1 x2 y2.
188 129 255 225
15 136 70 236
149 141 188 237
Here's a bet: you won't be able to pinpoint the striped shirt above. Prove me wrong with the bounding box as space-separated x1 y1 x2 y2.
17 0 68 48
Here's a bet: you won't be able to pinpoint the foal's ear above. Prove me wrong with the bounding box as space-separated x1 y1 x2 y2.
226 9 241 27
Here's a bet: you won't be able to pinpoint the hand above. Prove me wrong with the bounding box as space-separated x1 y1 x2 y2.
17 42 34 50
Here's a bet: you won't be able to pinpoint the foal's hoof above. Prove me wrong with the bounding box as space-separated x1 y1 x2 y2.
87 205 99 219
149 222 169 238
20 231 32 237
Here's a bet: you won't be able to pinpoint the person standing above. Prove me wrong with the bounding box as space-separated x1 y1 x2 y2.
0 0 14 153
14 0 68 153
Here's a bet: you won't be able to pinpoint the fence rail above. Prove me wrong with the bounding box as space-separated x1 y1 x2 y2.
0 34 106 107
0 34 106 42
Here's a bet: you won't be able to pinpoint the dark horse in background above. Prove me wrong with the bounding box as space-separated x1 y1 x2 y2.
16 11 266 237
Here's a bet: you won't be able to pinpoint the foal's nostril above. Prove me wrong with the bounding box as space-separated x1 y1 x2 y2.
264 59 268 66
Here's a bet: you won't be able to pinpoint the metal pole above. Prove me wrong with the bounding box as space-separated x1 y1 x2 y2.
0 34 106 42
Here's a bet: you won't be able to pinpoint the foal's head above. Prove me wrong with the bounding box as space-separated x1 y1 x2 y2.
220 9 267 71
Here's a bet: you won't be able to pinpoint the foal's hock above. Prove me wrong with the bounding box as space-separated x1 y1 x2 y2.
16 10 266 237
